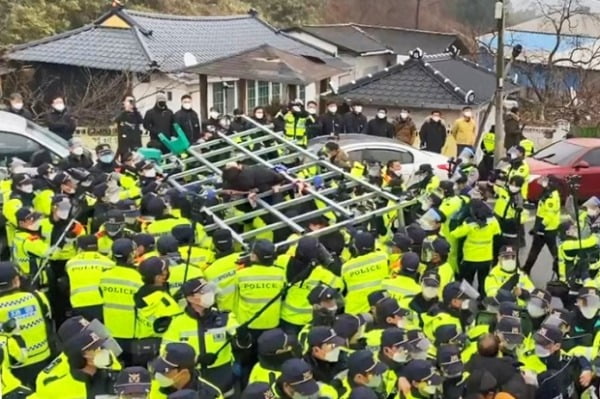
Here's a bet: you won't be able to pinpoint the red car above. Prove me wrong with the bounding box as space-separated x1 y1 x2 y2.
527 138 600 201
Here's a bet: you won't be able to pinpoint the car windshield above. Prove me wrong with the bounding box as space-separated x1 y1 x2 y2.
532 141 585 165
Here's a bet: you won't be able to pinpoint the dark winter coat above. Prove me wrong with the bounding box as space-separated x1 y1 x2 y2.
174 108 201 142
318 112 343 136
504 112 522 150
8 107 34 121
46 109 76 141
394 117 418 145
222 165 285 193
143 104 174 140
419 118 447 153
366 117 394 138
115 110 144 149
342 111 367 133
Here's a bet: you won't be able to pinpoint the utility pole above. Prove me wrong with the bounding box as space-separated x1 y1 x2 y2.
493 0 505 165
415 0 421 29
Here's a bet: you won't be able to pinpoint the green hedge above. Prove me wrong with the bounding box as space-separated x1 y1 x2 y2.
572 126 600 137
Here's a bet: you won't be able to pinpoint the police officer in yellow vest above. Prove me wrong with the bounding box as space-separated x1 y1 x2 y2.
203 229 242 313
484 246 534 303
377 327 414 396
297 285 343 347
519 137 535 157
341 232 389 314
66 235 115 321
143 196 190 238
404 271 442 327
0 321 34 399
32 163 58 217
522 325 593 398
271 358 338 399
283 100 314 148
96 210 135 257
382 252 421 302
162 277 242 397
507 145 530 199
523 175 561 275
279 237 343 335
156 235 204 298
35 327 121 399
99 238 143 366
235 239 286 332
172 224 214 270
340 350 388 399
249 328 300 385
423 281 478 340
3 174 36 245
303 327 347 387
149 342 223 399
333 313 370 352
364 298 412 352
0 261 53 387
479 126 495 181
493 175 526 258
12 208 48 279
402 359 443 399
134 257 181 366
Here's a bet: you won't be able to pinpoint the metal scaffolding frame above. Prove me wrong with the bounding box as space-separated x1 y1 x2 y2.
166 117 416 250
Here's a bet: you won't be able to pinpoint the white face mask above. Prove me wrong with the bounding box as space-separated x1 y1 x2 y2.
400 112 408 119
461 299 471 310
540 180 549 188
501 259 517 273
326 306 338 314
324 347 341 363
527 303 546 318
201 292 215 308
47 172 57 181
432 116 441 122
377 112 386 119
255 112 264 119
53 103 65 112
354 106 363 113
57 209 70 220
72 146 84 156
463 111 472 118
30 219 42 231
182 103 192 110
509 185 520 194
143 169 157 178
20 184 33 194
92 349 112 368
588 208 599 217
154 372 175 388
580 305 599 319
328 106 337 113
420 201 431 212
210 111 219 119
392 350 408 363
422 287 439 300
535 344 552 358
12 103 23 111
393 169 402 176
396 318 406 328
307 107 317 114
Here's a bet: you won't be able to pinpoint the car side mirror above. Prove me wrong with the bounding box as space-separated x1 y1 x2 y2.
574 160 590 170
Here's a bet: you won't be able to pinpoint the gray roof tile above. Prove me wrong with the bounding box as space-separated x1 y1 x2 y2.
299 25 389 54
334 53 519 109
8 26 152 72
7 8 343 73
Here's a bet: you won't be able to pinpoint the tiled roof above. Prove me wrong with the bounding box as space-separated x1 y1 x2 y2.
186 44 345 85
7 7 343 73
333 53 518 109
288 23 465 56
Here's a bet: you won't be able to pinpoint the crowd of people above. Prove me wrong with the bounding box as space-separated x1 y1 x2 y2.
0 91 598 399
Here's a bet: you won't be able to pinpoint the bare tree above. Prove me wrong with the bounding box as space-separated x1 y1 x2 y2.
514 0 600 121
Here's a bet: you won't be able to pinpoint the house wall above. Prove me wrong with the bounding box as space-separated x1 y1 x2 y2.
336 53 394 87
132 73 200 116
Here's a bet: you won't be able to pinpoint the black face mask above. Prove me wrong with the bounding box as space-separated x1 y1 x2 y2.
157 101 167 108
312 308 337 326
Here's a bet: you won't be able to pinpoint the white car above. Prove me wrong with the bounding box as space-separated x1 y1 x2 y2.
308 134 450 180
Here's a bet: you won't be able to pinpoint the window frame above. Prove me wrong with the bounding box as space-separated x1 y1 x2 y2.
362 147 415 165
0 130 45 164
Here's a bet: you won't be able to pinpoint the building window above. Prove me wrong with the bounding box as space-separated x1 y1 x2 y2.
246 81 282 109
247 80 256 110
257 81 269 106
298 85 306 103
212 81 236 114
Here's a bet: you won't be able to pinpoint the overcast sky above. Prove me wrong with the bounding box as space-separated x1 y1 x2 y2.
511 0 600 11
